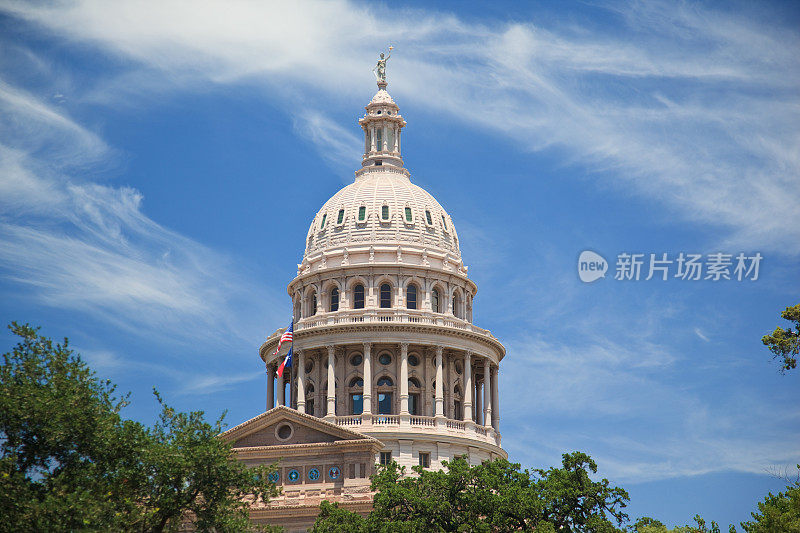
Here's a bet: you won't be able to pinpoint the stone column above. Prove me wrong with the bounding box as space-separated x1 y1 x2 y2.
326 345 336 420
483 358 492 428
297 350 306 414
435 346 444 417
474 378 482 425
463 352 473 421
266 364 275 410
400 343 409 415
491 365 499 431
363 343 373 416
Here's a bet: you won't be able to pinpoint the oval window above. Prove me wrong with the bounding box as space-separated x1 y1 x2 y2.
350 354 363 366
408 354 419 367
378 353 392 365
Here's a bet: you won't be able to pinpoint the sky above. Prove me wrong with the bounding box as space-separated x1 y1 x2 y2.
0 0 798 527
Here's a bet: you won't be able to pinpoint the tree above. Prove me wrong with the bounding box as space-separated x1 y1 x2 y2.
740 466 800 533
311 453 629 532
0 323 279 532
761 304 800 373
135 391 281 532
0 322 144 531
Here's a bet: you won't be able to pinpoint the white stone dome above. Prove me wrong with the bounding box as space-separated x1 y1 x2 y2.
303 170 461 263
304 168 461 264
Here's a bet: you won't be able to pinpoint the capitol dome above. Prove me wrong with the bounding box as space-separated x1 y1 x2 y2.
303 172 461 264
259 73 506 523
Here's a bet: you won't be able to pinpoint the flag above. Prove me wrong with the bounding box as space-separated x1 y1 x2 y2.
273 320 293 356
277 346 292 378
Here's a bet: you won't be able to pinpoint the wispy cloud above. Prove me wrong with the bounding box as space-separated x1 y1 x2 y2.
292 110 362 178
0 80 282 350
4 0 797 254
694 327 710 342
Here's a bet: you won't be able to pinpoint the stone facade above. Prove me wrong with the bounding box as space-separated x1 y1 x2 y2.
220 406 382 533
228 75 507 530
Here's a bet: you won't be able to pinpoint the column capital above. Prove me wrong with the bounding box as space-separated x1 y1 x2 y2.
326 344 335 354
362 342 372 352
435 345 444 356
400 342 409 352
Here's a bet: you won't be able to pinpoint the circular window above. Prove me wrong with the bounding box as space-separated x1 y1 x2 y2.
408 354 419 367
276 423 293 441
455 361 463 375
328 466 341 480
305 360 314 374
379 353 392 365
308 468 320 481
350 354 363 366
268 471 280 483
288 469 299 482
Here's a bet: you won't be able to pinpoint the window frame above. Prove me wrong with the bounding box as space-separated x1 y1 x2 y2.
380 451 392 465
406 284 418 310
358 206 367 222
418 452 430 469
353 284 365 309
336 208 345 225
379 283 392 308
329 287 339 312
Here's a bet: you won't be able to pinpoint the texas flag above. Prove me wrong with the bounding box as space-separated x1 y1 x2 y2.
277 345 293 378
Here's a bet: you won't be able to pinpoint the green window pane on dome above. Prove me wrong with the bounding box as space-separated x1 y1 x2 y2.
358 206 366 221
441 215 447 230
382 205 389 220
405 207 412 222
337 209 344 224
320 214 326 229
425 210 433 225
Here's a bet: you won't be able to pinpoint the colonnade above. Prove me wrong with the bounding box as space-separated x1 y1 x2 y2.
266 343 499 431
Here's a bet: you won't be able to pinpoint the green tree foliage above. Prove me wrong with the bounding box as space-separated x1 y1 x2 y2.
0 323 279 532
740 466 800 533
311 453 629 532
762 304 800 372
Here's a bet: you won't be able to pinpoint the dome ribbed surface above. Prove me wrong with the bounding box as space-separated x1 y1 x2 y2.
303 171 460 261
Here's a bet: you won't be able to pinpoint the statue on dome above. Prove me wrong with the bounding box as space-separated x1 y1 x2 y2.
373 46 393 82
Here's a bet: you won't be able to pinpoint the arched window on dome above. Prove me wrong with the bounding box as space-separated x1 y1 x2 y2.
425 210 433 226
307 291 317 317
380 283 392 308
408 377 421 415
405 207 413 223
306 383 315 416
406 284 418 310
453 385 463 420
381 204 390 221
431 288 441 313
320 213 327 230
452 293 462 319
336 209 345 225
441 214 447 231
329 287 339 312
353 284 365 309
376 375 394 415
349 376 364 415
358 206 366 222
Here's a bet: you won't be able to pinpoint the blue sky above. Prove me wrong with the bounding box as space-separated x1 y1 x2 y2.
1 0 798 527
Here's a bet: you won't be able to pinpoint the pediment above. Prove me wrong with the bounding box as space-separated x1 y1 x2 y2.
221 406 374 449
